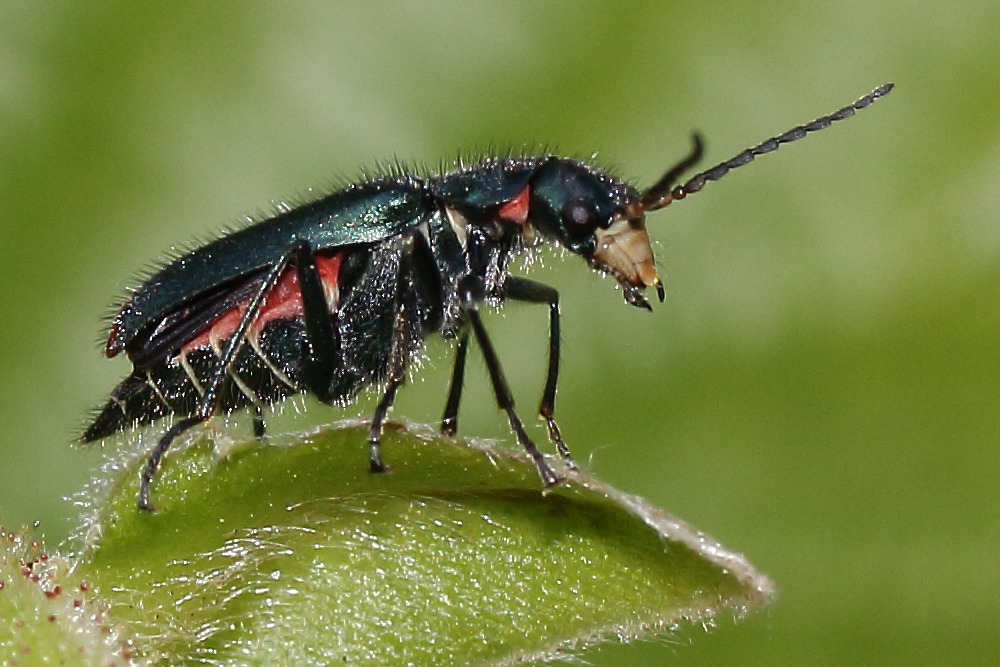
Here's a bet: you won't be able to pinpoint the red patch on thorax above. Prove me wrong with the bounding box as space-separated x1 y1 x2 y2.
498 186 530 225
182 252 343 352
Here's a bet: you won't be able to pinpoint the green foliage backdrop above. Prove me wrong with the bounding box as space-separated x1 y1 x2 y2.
2 2 998 664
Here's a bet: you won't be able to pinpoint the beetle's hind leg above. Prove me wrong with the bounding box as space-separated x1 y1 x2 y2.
139 415 204 510
138 248 296 511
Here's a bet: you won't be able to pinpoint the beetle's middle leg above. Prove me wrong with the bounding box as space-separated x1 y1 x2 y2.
290 241 341 401
292 239 403 474
367 243 422 474
252 406 266 438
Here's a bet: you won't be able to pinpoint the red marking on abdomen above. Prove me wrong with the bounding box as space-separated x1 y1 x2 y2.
498 185 530 225
182 252 343 352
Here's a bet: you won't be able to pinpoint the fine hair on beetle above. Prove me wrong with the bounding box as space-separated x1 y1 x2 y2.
80 83 894 511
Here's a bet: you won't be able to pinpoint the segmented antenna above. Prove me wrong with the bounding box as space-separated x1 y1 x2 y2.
642 82 894 212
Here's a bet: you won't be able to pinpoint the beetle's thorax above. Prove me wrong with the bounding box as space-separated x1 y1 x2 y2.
438 155 663 309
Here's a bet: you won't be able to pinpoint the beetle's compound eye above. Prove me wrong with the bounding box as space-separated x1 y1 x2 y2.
561 198 598 232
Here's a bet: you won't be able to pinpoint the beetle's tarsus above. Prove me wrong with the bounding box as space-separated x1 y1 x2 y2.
138 415 203 511
369 444 387 474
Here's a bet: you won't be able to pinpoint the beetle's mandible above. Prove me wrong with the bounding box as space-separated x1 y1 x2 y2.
82 83 894 511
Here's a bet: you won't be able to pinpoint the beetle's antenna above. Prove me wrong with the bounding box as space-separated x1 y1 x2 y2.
640 134 704 211
642 82 894 212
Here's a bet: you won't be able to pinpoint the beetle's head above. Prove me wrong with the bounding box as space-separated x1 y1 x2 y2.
529 158 664 310
528 137 712 310
526 84 896 310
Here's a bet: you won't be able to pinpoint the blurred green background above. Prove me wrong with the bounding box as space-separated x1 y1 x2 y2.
2 1 998 664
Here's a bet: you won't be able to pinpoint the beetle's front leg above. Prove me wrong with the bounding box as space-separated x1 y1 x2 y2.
458 274 561 487
504 277 577 469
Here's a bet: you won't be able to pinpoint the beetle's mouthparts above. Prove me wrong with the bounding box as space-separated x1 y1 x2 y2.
592 219 663 306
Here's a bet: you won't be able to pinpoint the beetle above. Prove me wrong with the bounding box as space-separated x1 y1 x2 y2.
82 83 893 511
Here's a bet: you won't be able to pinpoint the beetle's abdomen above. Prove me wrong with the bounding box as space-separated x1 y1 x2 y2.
83 253 349 442
82 318 316 441
82 236 448 443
